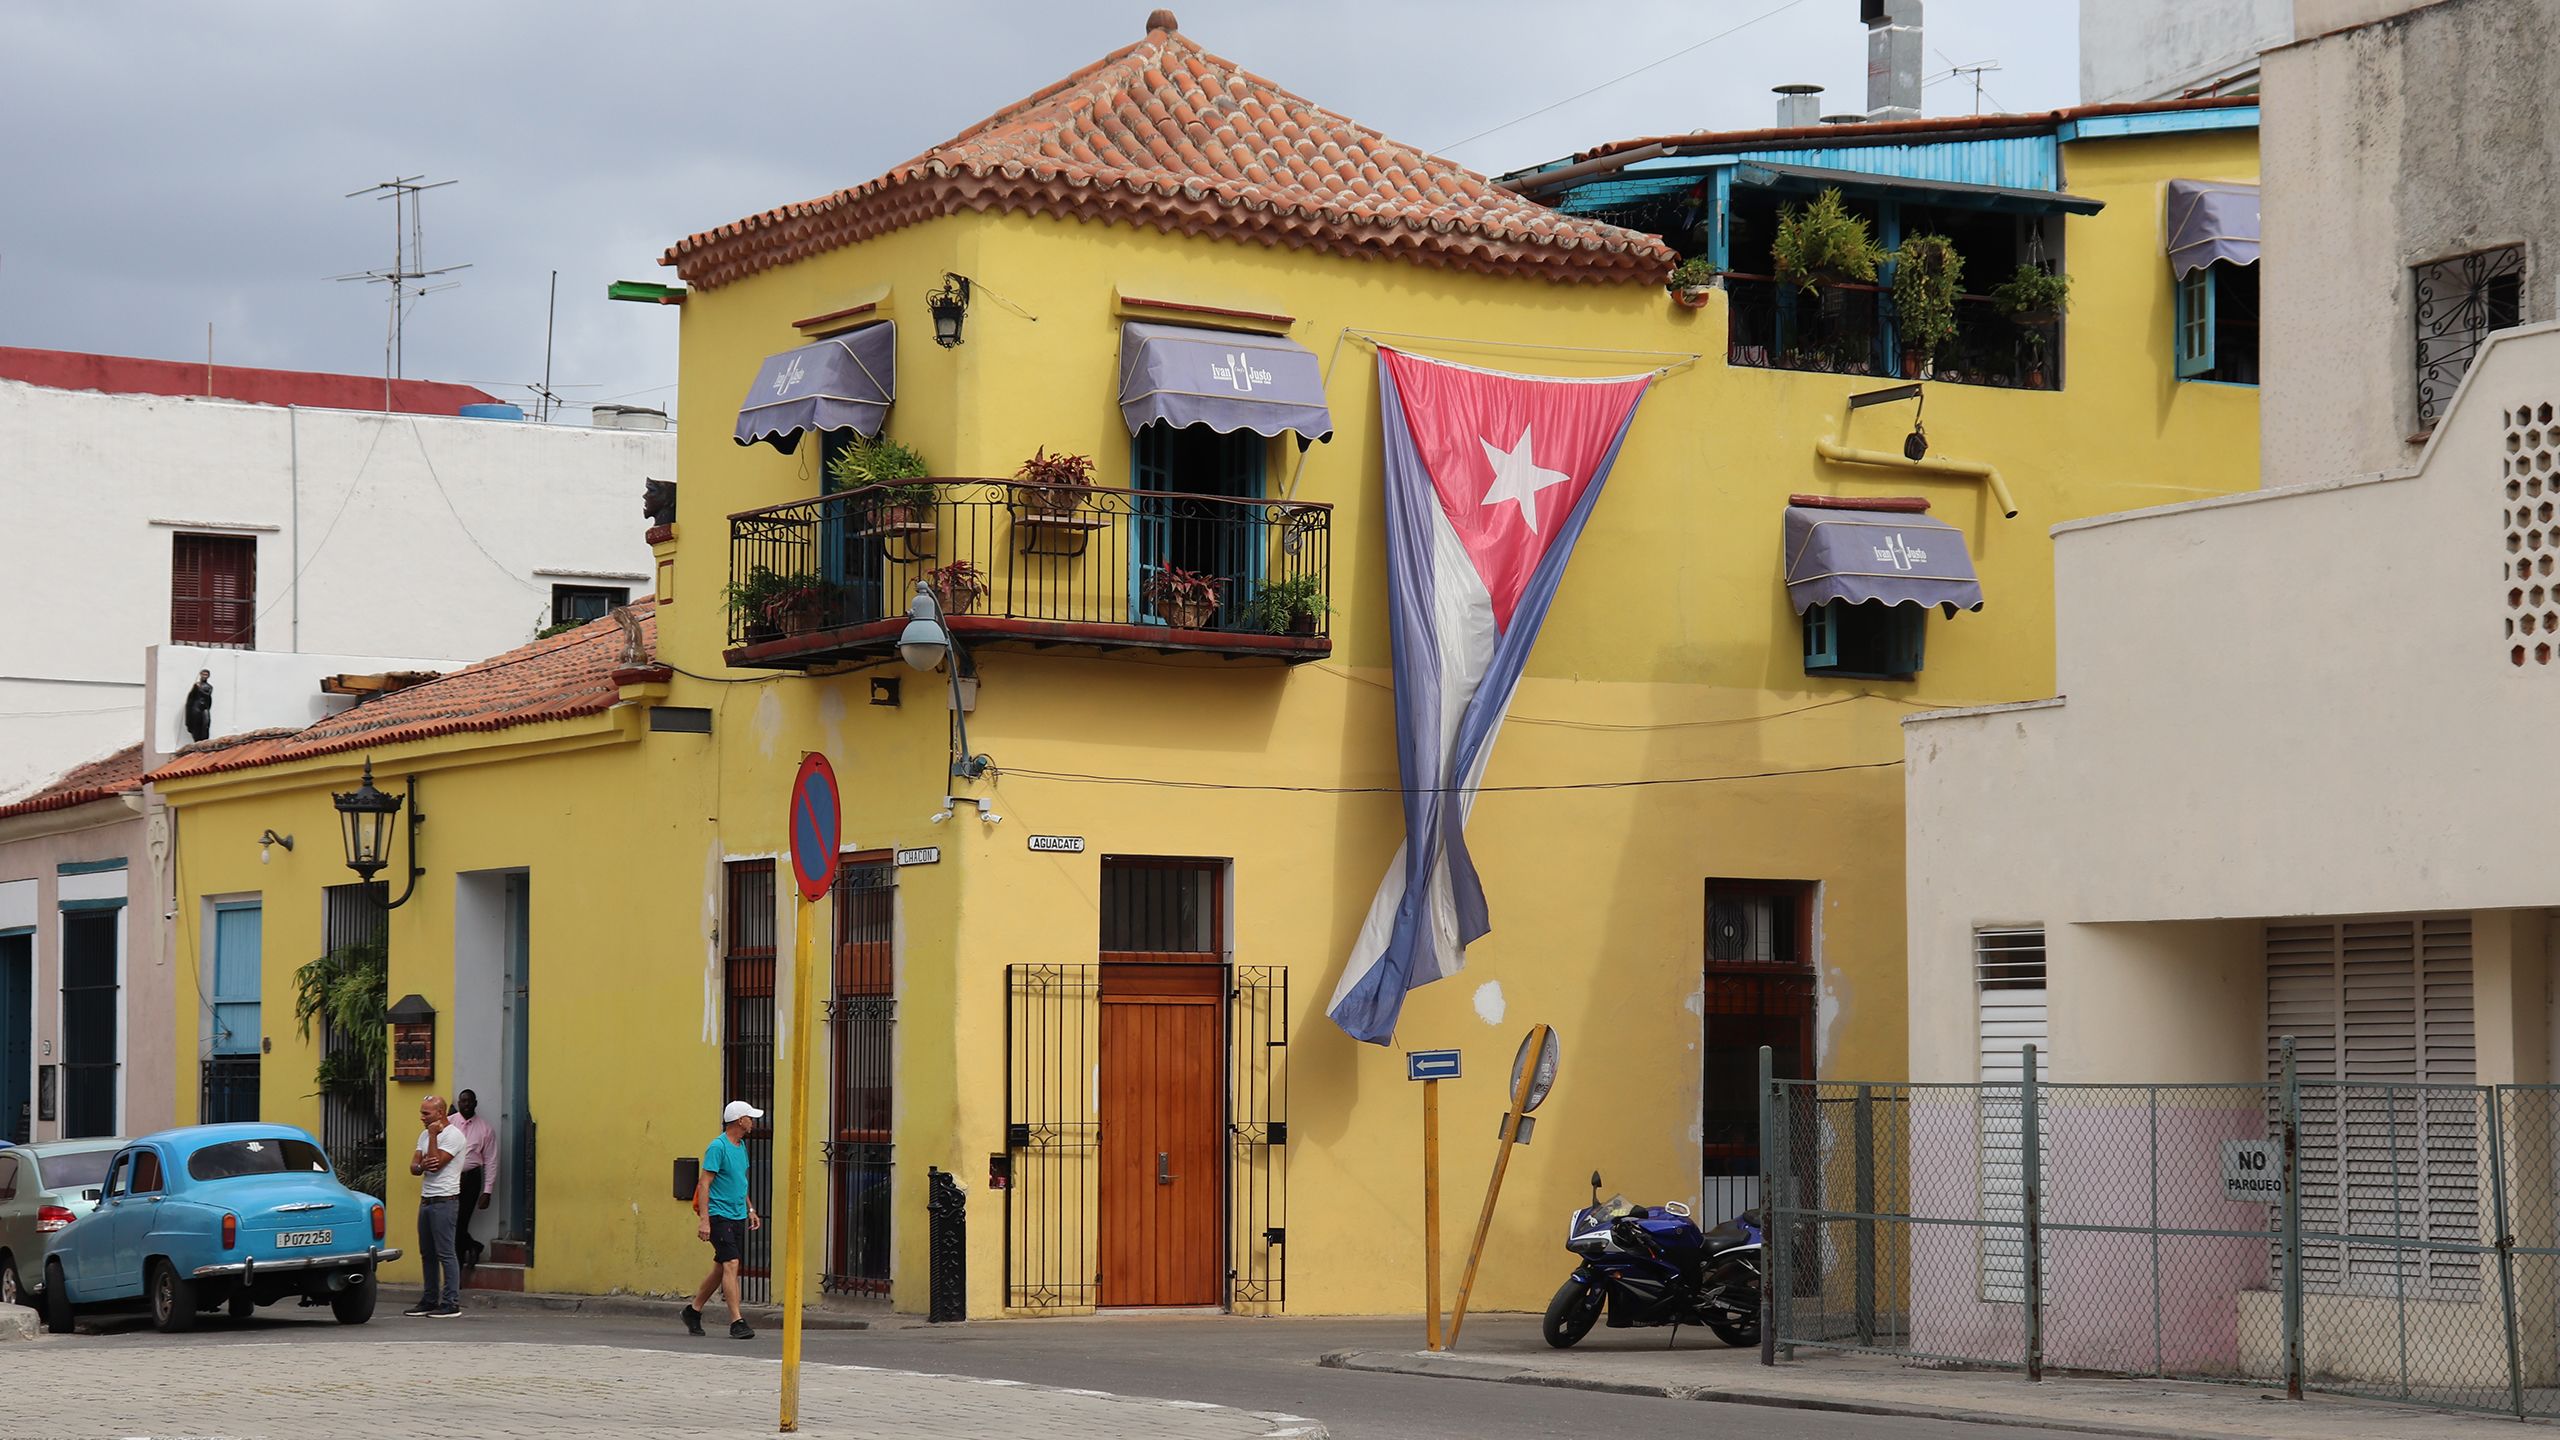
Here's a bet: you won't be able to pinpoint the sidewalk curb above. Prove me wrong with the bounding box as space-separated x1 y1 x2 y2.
381 1283 876 1332
1313 1349 2277 1440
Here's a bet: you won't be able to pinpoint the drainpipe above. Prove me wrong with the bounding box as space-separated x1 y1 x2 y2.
289 406 301 651
1814 385 2017 518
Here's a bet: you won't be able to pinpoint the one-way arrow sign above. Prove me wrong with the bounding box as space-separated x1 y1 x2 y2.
1408 1049 1462 1082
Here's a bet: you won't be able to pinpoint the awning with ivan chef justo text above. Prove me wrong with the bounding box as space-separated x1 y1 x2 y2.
1783 504 1984 617
1117 322 1333 442
733 323 896 454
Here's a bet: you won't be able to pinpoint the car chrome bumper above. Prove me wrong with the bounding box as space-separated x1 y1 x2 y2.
192 1247 400 1279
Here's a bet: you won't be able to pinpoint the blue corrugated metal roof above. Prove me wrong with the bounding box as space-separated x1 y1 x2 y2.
2057 105 2259 142
1614 134 2058 192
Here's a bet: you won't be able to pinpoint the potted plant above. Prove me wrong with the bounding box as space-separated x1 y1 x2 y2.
1667 255 1720 308
1244 573 1327 636
724 565 828 641
1016 446 1097 517
925 559 987 616
1991 264 2072 389
1890 233 1963 380
1143 566 1224 630
829 435 935 526
1772 188 1883 295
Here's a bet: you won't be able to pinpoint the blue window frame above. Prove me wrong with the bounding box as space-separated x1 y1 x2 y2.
211 903 262 1057
1802 600 1926 679
2175 261 2259 385
2175 267 2216 378
1131 423 1266 629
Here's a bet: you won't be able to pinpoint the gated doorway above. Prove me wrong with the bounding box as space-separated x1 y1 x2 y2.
721 860 777 1304
1701 880 1817 1222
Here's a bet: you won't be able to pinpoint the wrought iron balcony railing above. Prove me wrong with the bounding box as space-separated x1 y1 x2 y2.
725 480 1333 669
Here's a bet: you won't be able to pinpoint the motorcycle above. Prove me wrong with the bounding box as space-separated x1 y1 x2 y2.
1542 1170 1763 1349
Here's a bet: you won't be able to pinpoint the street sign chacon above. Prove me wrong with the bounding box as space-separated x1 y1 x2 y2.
1408 1049 1462 1082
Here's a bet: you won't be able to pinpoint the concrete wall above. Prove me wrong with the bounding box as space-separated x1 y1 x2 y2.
0 385 667 798
2081 0 2292 103
142 645 470 767
2260 0 2560 488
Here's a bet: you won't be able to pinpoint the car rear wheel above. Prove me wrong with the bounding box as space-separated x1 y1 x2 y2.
331 1269 376 1326
41 1260 74 1335
0 1252 20 1308
150 1260 198 1334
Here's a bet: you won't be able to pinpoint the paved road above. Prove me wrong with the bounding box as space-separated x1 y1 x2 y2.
39 1303 2100 1440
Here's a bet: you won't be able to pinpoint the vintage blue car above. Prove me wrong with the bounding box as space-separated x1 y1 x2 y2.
40 1122 400 1333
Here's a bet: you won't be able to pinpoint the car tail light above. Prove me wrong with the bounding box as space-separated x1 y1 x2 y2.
222 1212 238 1249
370 1203 386 1241
35 1205 76 1233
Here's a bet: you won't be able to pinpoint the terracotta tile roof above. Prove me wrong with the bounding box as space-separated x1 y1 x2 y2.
0 744 145 822
662 16 1674 291
148 602 656 784
1540 95 2260 173
0 346 499 416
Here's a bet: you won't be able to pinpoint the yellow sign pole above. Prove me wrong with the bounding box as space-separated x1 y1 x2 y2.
1423 1076 1443 1351
778 888 816 1432
1446 1022 1549 1350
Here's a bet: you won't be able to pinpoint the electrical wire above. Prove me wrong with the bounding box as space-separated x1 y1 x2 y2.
410 422 546 596
1438 0 1817 156
996 756 1901 796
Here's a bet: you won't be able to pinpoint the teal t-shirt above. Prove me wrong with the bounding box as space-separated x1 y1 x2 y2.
703 1133 751 1221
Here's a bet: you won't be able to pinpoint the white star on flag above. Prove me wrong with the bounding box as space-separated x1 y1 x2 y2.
1478 425 1572 534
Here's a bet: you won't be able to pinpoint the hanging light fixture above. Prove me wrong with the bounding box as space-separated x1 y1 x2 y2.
926 273 972 348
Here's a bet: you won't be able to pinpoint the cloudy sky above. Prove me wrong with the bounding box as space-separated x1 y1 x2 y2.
0 2 2076 423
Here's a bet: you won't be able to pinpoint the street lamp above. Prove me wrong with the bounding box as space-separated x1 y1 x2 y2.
926 273 971 349
900 581 990 780
331 757 426 908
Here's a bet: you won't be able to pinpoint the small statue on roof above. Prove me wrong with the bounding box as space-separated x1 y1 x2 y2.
182 669 213 743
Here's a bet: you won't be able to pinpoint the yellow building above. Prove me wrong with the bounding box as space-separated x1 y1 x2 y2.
151 17 2261 1320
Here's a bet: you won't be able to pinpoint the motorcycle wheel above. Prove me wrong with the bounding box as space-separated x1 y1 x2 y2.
1705 1307 1761 1348
1541 1276 1604 1349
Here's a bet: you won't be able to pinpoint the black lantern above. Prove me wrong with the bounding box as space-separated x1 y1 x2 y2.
332 758 403 881
927 273 971 348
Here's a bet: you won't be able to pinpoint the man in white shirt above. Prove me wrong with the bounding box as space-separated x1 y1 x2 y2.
407 1094 468 1318
448 1088 498 1269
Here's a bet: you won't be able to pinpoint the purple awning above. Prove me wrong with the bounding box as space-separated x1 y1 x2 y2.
734 323 896 453
2167 180 2260 278
1118 322 1333 441
1783 506 1983 617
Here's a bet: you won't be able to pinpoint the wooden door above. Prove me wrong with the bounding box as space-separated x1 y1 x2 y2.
1098 964 1223 1306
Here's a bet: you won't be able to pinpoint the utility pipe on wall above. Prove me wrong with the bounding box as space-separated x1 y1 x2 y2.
1814 387 2017 518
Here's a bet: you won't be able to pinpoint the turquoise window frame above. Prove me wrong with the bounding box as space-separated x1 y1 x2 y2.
1130 423 1267 628
2175 267 2217 379
211 902 262 1059
1802 600 1927 679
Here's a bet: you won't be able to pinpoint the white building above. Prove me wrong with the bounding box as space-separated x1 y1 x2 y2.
0 355 671 799
2080 0 2291 105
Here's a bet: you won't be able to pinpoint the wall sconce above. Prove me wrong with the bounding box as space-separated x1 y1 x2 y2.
257 830 294 865
927 273 972 348
331 758 426 908
869 676 900 707
387 993 436 1082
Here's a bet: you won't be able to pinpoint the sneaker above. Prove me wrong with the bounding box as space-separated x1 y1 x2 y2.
682 1305 705 1336
729 1319 756 1340
431 1304 463 1318
403 1302 435 1318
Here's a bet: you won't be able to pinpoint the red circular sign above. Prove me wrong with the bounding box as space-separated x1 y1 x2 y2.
789 752 841 902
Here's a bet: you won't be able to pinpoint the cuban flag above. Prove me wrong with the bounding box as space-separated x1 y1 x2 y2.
1329 347 1658 1045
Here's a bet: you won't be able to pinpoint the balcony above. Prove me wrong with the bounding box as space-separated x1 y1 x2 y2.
1724 275 2058 390
725 480 1333 670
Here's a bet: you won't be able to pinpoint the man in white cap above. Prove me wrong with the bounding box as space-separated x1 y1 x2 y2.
683 1099 763 1339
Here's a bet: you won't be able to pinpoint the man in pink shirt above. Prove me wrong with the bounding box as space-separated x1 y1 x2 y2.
449 1088 498 1269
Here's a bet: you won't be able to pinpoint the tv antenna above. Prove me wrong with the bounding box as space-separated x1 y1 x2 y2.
332 175 471 401
1938 55 2003 115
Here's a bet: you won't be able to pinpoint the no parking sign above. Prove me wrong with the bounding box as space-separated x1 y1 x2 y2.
789 752 841 901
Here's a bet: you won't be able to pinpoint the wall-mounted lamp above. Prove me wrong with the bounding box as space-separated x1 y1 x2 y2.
869 676 901 708
927 273 972 348
257 830 294 865
899 581 991 780
331 757 426 908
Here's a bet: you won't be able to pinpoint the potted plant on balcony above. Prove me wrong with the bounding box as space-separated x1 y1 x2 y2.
1667 255 1720 308
925 559 987 616
1990 263 2072 388
1244 573 1327 636
1143 566 1224 630
1891 233 1963 380
1016 446 1097 517
724 565 829 643
1772 188 1883 298
829 435 936 527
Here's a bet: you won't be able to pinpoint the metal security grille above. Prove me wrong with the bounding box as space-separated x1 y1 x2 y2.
1229 966 1288 1312
1006 963 1100 1313
319 883 387 1178
824 860 894 1297
2416 245 2525 428
1702 882 1816 1225
723 860 777 1304
200 1057 259 1124
58 911 118 1139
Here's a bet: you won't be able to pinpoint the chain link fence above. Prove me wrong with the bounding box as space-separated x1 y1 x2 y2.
1760 1045 2560 1418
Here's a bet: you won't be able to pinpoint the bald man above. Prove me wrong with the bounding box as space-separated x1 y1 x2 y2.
406 1094 467 1317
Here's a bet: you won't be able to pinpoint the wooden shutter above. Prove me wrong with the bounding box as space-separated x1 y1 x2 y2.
1976 927 2048 1304
171 533 255 647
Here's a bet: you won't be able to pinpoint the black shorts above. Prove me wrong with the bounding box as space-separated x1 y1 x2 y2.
709 1215 747 1264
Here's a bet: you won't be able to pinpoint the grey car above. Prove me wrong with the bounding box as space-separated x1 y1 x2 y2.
0 1140 124 1306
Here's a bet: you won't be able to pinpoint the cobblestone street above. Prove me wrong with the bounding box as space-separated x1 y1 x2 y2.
4 1337 1320 1440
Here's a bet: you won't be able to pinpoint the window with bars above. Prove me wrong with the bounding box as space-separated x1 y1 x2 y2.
826 858 894 1296
550 584 629 628
2416 246 2525 430
318 882 386 1179
1976 927 2048 1305
1701 882 1816 1220
60 910 120 1139
171 533 256 648
722 859 777 1303
2267 916 2479 1299
1100 857 1224 957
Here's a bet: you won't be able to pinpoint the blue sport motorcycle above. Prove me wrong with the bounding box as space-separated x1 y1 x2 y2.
1543 1170 1763 1349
